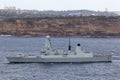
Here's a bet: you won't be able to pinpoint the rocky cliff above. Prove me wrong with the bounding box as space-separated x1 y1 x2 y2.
0 16 120 37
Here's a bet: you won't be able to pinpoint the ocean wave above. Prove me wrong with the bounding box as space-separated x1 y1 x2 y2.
0 35 12 37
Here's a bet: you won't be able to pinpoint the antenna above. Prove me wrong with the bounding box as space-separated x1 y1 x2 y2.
68 35 71 51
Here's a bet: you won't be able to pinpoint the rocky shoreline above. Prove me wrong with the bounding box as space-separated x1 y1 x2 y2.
0 16 120 37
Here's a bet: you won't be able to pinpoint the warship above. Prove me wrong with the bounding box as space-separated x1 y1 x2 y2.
6 36 112 63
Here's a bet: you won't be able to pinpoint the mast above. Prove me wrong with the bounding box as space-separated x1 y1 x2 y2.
45 36 52 50
68 36 71 51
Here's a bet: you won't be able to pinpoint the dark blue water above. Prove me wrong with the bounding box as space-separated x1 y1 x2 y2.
0 36 120 80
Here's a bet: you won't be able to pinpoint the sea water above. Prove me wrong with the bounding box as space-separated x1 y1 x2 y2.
0 36 120 80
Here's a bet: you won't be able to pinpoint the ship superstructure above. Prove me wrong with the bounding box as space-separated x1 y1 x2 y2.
6 36 112 63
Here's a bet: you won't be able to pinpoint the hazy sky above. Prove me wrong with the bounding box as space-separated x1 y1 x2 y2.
0 0 119 11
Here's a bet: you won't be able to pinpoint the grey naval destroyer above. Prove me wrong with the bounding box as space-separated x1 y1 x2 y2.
6 36 112 63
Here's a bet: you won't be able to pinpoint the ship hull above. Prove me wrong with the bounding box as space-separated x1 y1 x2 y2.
6 56 112 63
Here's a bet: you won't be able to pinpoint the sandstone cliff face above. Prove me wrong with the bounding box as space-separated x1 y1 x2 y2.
0 16 120 37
